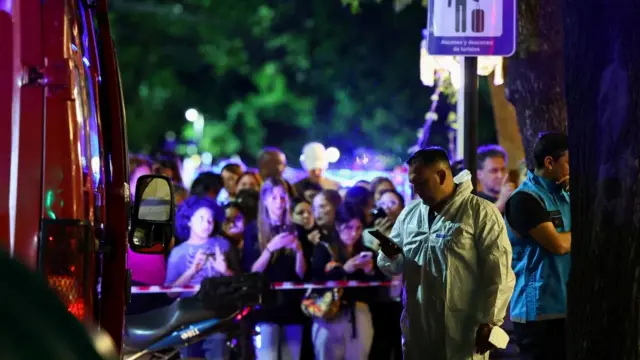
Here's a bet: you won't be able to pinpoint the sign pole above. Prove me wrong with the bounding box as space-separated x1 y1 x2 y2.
425 0 515 193
456 58 465 162
462 57 479 193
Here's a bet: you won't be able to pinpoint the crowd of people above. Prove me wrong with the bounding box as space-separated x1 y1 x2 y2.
126 145 404 360
126 133 571 360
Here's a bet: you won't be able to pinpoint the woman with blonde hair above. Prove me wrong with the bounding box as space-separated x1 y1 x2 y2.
242 177 307 359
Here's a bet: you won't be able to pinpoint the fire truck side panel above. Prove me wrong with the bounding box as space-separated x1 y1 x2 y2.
80 3 107 222
41 0 85 223
2 0 131 348
95 0 131 349
0 0 46 268
78 2 107 322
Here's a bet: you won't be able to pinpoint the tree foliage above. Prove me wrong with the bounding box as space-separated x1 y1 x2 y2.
111 0 434 164
353 0 567 169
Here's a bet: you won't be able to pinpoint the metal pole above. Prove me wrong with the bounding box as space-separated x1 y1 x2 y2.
456 59 466 161
463 56 479 193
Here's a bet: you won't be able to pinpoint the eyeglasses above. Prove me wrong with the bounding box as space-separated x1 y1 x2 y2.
377 200 399 209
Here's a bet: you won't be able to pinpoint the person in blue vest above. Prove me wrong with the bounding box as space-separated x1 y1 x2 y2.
504 132 571 360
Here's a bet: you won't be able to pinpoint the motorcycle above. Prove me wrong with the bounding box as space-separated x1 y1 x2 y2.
122 273 268 360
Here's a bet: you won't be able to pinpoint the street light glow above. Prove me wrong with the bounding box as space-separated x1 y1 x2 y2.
185 108 199 122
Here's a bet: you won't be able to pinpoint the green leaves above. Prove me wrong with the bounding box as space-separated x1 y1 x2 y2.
200 40 249 76
112 0 433 164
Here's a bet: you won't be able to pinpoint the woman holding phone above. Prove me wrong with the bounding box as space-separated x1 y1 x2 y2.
365 188 406 360
242 177 307 360
309 204 382 360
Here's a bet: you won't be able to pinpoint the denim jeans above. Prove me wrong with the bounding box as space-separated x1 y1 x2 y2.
312 302 373 360
253 322 302 360
179 332 227 360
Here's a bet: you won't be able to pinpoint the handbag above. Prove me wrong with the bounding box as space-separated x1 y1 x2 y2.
300 243 344 320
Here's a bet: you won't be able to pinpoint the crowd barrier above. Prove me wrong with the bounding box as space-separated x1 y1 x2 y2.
130 280 400 294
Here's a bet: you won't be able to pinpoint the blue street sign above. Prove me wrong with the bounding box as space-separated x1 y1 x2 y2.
426 0 516 56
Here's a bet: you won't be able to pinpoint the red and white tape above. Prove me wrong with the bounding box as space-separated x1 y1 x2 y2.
131 280 399 294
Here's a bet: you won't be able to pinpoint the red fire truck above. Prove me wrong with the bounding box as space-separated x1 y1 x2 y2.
0 0 172 355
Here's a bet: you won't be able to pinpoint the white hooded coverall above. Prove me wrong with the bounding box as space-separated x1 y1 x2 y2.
377 170 515 360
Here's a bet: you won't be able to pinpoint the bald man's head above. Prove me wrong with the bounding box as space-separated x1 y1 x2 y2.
258 147 287 179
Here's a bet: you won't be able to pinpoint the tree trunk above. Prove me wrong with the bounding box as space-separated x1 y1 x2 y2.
505 0 567 169
564 0 640 358
488 72 525 170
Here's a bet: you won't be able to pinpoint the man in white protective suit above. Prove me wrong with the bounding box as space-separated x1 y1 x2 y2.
377 147 515 360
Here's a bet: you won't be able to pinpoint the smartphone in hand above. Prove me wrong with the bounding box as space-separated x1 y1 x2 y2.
371 208 388 222
274 223 297 235
368 229 402 258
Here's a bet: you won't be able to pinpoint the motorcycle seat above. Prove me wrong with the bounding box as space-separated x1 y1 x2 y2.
123 296 228 350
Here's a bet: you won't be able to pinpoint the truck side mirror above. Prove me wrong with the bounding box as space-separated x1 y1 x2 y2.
128 175 175 254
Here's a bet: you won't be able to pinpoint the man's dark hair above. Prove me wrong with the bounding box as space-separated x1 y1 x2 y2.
533 132 568 169
406 146 451 168
294 178 323 197
190 171 223 197
477 144 507 169
451 159 465 176
221 163 243 177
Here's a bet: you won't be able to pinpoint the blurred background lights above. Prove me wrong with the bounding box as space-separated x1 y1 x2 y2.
165 131 176 142
326 147 340 163
190 154 202 167
356 154 369 165
201 152 213 165
185 108 199 122
186 144 198 155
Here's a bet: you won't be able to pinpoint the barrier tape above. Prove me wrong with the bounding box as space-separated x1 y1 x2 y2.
130 280 400 294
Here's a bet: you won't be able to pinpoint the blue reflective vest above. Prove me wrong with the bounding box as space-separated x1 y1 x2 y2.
505 171 571 323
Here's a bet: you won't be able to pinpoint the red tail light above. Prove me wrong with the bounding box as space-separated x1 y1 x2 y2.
39 219 94 321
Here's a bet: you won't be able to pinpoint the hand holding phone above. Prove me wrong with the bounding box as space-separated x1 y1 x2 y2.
371 208 387 222
368 229 402 258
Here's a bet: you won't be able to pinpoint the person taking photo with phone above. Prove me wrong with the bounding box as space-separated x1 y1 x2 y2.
309 204 381 360
243 177 306 360
363 188 406 360
165 196 240 360
376 147 515 360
